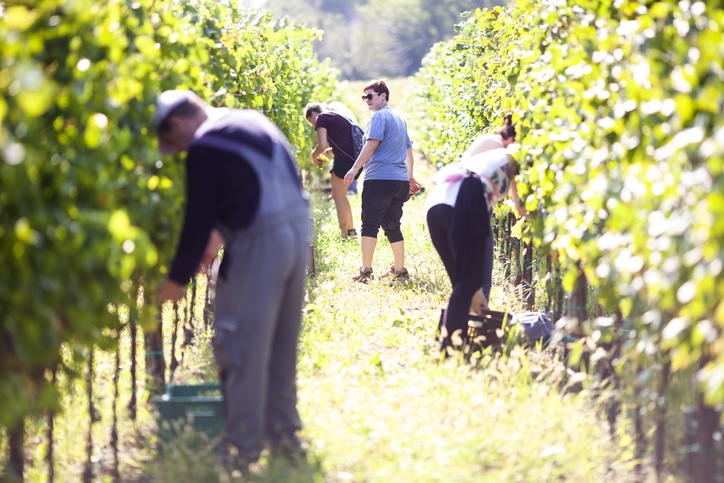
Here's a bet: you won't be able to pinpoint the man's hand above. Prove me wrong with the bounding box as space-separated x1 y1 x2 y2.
158 279 185 302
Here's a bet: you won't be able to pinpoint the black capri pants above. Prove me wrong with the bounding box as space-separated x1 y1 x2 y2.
360 179 409 243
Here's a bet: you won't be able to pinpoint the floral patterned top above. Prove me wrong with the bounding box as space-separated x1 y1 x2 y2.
424 148 515 214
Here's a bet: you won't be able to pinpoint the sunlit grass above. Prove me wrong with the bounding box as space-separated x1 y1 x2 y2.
295 182 643 482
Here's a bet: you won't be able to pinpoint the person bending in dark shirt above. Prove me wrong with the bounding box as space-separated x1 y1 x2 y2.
153 90 312 470
305 102 361 239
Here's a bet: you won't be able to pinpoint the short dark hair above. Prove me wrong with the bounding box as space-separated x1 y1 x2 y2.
364 79 389 102
156 100 203 134
304 102 325 120
498 113 517 140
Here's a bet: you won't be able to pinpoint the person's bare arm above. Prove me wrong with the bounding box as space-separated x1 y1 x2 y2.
158 279 185 302
510 179 527 218
311 128 332 167
405 147 421 192
343 139 380 185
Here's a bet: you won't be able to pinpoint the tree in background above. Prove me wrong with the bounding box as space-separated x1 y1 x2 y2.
254 0 509 79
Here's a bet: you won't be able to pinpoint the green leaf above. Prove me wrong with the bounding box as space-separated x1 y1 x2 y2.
4 5 40 31
108 210 131 240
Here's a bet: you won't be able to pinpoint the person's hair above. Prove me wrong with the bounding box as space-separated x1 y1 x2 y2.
363 79 389 102
304 102 325 120
156 98 205 134
498 113 517 140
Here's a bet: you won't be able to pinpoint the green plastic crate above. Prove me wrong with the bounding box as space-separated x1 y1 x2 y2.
155 383 225 445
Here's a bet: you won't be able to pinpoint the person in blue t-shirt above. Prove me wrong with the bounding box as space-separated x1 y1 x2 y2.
343 79 421 283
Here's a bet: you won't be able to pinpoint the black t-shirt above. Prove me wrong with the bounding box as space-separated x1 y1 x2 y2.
167 116 265 285
315 111 356 162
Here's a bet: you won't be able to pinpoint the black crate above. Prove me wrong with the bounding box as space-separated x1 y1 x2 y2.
438 308 510 350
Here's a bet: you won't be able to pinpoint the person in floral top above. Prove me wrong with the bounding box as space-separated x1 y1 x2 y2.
462 113 520 311
424 147 526 354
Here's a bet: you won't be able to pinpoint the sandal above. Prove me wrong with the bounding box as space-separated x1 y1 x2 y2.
381 265 409 280
352 266 373 283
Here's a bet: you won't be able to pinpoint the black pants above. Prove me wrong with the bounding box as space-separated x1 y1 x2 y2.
360 179 409 242
427 179 491 348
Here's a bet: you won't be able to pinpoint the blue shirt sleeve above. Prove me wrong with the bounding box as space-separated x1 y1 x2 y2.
367 111 387 142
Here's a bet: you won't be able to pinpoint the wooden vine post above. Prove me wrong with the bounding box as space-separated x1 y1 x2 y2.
128 279 143 420
170 301 181 378
694 354 719 483
204 261 218 328
185 278 198 348
566 262 588 336
522 241 534 310
83 348 94 483
128 309 138 421
8 420 24 481
503 214 514 280
46 367 58 482
144 313 166 396
633 399 645 477
111 333 121 481
654 361 671 481
512 235 523 288
545 254 565 321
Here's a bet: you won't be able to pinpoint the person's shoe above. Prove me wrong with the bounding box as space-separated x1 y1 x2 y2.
352 266 373 283
220 450 260 479
382 265 409 280
269 438 310 462
346 228 358 239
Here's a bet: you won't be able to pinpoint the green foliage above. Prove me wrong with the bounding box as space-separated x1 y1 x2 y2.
413 5 520 166
0 0 336 429
413 0 724 407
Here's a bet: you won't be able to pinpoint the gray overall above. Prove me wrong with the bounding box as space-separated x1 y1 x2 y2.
193 115 311 461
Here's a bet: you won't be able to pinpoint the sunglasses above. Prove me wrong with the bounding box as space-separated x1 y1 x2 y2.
361 93 381 101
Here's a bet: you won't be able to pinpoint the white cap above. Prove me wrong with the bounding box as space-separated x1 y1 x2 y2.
151 90 198 130
152 90 203 155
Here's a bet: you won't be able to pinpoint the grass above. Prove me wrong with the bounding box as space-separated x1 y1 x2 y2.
1 78 665 482
294 183 643 483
